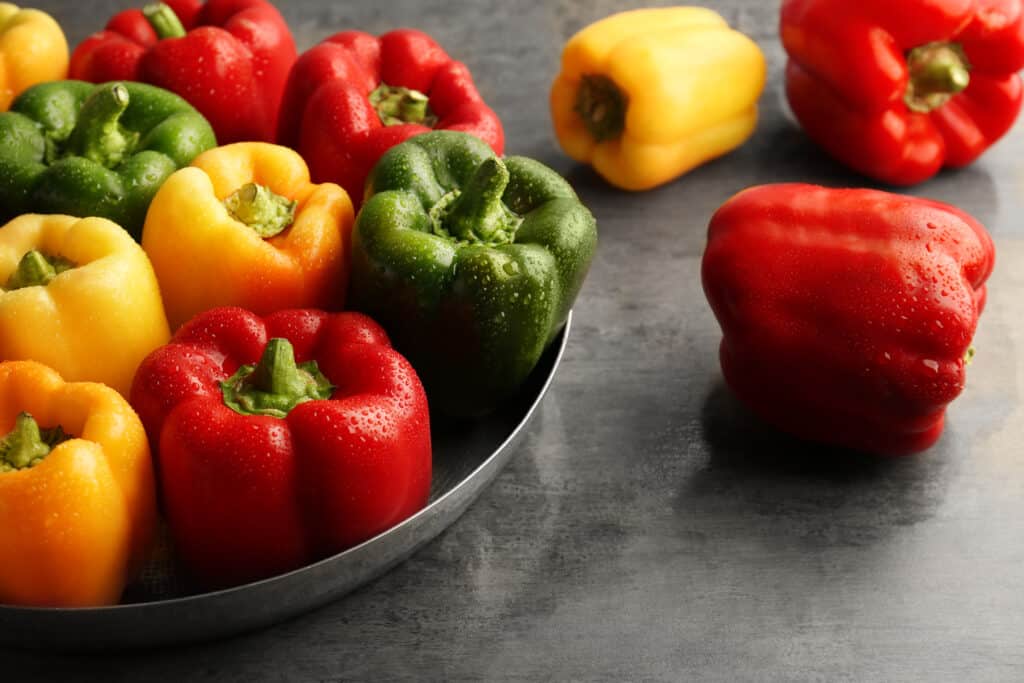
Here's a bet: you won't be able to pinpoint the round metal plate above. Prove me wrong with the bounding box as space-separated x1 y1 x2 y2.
0 315 572 651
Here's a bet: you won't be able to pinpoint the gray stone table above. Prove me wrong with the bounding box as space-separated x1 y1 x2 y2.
8 0 1024 679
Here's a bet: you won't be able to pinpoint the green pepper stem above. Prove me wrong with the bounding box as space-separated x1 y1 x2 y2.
575 74 628 143
220 338 334 418
905 41 971 113
437 158 522 245
0 413 54 472
253 339 306 396
143 2 187 39
224 182 297 238
5 250 75 290
65 82 138 168
369 84 438 127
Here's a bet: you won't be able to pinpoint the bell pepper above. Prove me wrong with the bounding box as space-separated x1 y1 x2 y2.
0 360 156 607
0 214 171 397
550 7 766 191
129 306 431 588
0 3 68 111
70 0 296 144
350 131 597 417
142 142 354 329
781 0 1024 186
0 80 216 239
277 29 504 206
702 184 995 455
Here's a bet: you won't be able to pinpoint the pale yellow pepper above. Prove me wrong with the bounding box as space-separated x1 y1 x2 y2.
0 215 171 397
0 3 69 111
550 7 766 191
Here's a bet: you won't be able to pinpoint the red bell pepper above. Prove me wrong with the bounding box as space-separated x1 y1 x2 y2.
781 0 1024 185
702 184 995 456
130 306 431 588
277 29 504 205
69 0 296 144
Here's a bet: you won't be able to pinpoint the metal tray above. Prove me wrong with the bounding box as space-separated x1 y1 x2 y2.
0 314 572 651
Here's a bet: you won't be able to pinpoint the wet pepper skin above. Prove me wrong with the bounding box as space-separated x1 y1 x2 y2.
351 131 597 417
277 29 504 205
130 307 431 589
70 0 296 143
702 184 995 455
0 80 215 239
0 214 170 398
142 142 354 329
782 0 1024 185
0 361 156 607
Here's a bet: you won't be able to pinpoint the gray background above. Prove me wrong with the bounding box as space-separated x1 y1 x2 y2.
8 0 1024 680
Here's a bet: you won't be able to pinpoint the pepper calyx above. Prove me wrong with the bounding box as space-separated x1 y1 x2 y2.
5 250 75 290
369 84 438 127
224 183 297 238
575 74 628 143
430 157 522 246
0 413 70 472
221 338 334 418
905 41 971 113
65 82 139 167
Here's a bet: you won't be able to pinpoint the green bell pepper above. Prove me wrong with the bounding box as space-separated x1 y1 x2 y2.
351 131 597 417
0 80 216 239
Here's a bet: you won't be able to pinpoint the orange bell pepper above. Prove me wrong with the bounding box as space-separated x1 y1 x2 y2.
0 360 156 607
0 3 69 111
142 142 354 329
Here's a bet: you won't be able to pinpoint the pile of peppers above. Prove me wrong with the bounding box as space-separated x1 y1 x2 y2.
0 0 1018 607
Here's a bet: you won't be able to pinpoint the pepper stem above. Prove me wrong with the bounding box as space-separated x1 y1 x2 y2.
143 2 186 39
0 413 60 472
220 338 334 418
5 250 75 290
369 84 438 127
434 157 522 245
224 183 297 238
65 82 139 168
905 41 971 113
575 74 628 143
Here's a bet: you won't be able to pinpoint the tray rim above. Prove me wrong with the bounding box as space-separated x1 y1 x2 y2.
0 313 573 649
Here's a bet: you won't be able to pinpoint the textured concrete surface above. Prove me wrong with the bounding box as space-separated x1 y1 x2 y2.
8 0 1024 680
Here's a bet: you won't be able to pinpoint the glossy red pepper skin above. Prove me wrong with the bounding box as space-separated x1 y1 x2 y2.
129 307 431 588
702 184 995 456
781 0 1024 185
278 29 504 205
69 0 296 144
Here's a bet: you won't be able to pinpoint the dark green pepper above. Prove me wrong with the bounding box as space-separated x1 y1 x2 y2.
351 131 597 417
0 80 216 239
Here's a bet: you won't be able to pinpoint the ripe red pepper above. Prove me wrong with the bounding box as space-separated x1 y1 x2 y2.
130 306 431 588
277 29 504 205
69 0 296 144
702 184 995 456
781 0 1024 185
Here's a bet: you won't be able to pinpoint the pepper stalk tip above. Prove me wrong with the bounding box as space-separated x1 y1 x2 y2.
143 2 187 40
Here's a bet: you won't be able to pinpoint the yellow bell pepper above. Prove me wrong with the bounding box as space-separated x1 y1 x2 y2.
0 360 156 606
550 7 766 191
0 214 171 397
0 3 69 111
142 142 354 329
